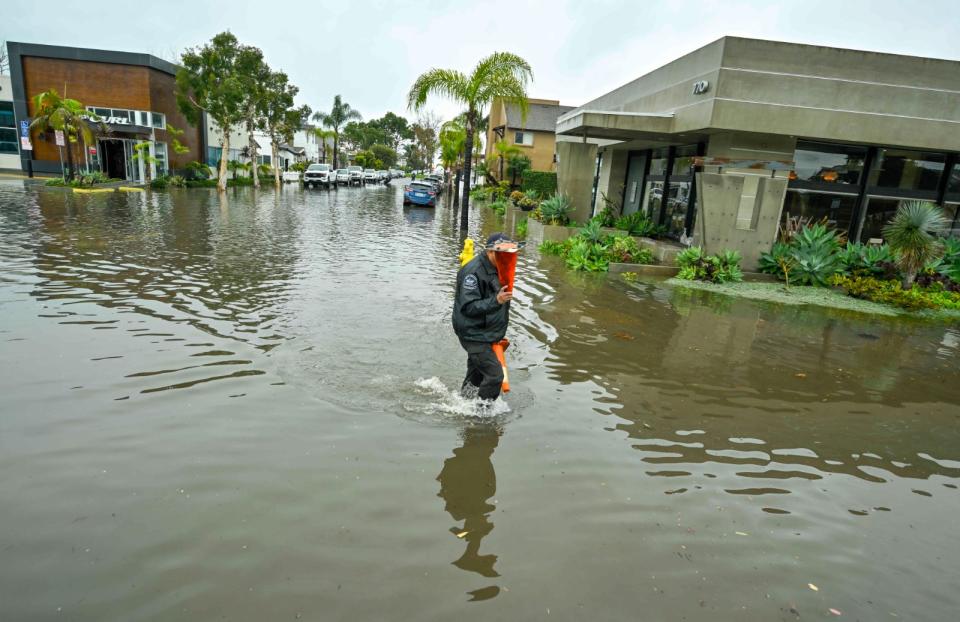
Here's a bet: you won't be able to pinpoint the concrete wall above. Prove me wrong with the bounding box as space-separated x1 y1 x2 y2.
595 148 629 214
711 37 960 151
557 141 597 223
694 172 787 270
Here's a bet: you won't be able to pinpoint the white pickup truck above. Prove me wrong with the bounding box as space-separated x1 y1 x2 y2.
303 163 335 188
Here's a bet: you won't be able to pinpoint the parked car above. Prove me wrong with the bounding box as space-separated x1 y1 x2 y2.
363 168 379 184
336 169 351 185
282 170 301 183
376 170 389 182
423 175 443 191
303 163 334 188
347 165 364 185
403 180 437 207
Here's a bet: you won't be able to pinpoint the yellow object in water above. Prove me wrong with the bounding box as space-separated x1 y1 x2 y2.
118 187 143 193
72 187 113 194
459 239 475 267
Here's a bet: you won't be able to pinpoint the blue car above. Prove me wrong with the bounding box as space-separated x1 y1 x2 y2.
403 181 437 207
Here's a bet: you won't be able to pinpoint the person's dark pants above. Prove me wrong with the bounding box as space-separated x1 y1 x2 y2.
460 342 503 401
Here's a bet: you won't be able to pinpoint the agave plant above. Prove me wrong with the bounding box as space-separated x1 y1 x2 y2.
579 219 605 244
539 194 572 225
882 201 948 287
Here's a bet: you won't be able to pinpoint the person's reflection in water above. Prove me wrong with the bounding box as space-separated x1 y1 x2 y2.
436 424 502 601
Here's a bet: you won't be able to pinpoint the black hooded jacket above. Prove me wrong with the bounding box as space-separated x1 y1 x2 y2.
452 253 509 346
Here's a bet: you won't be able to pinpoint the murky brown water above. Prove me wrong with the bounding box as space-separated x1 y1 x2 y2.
1 181 959 621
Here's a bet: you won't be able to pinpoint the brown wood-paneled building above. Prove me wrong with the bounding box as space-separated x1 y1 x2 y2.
8 42 205 180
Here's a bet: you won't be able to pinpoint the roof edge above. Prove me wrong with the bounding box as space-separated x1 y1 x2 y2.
7 41 181 76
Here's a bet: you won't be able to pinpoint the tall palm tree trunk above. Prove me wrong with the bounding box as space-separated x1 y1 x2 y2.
460 124 475 231
64 135 76 180
249 131 260 190
333 133 339 170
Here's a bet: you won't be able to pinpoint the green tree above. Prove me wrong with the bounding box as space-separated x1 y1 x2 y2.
341 120 389 152
409 116 439 171
312 95 361 170
507 153 532 187
440 118 466 200
236 44 270 189
493 139 521 181
176 31 248 192
29 88 102 180
882 201 949 287
314 128 335 164
260 70 309 187
369 144 397 169
408 52 532 229
372 112 413 151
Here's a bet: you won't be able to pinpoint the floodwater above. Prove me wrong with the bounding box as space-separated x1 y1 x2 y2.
1 180 958 621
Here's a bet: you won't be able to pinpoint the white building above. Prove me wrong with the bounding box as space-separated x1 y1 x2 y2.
204 122 334 173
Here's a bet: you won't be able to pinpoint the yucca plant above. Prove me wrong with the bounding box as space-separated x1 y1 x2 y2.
882 201 948 287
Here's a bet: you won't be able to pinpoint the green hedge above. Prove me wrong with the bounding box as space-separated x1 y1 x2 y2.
521 171 557 198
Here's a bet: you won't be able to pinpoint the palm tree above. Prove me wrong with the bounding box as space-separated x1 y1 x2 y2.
312 95 361 170
30 88 101 180
493 139 521 183
440 118 466 202
882 201 949 287
408 52 532 230
313 127 336 164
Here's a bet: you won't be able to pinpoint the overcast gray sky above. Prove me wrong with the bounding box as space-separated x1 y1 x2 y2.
5 0 959 124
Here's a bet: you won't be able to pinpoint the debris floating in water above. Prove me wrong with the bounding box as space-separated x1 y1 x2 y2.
808 583 819 591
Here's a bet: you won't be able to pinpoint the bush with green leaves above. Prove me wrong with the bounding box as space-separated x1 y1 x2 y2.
150 176 169 189
538 231 655 271
837 242 897 278
830 274 960 311
676 246 743 283
516 217 528 240
185 161 211 180
469 185 491 201
759 223 844 286
579 220 605 244
929 237 960 284
490 199 509 216
539 194 572 225
607 235 653 264
565 239 610 272
521 171 557 198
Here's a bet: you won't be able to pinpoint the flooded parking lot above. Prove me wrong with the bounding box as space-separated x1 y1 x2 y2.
1 180 958 620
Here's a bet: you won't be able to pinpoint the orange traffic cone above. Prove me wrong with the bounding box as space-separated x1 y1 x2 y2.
491 339 510 393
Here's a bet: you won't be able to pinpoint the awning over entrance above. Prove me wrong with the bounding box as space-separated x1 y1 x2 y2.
556 110 675 142
101 122 153 137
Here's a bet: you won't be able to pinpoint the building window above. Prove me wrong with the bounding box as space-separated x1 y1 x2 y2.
514 131 533 146
782 191 858 232
793 140 867 185
152 113 165 129
154 142 168 175
647 148 670 176
0 101 15 128
867 148 946 192
0 128 17 154
206 146 222 167
859 197 907 242
671 144 698 176
258 154 271 165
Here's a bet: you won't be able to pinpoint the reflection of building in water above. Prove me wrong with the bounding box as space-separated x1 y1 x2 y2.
436 425 501 601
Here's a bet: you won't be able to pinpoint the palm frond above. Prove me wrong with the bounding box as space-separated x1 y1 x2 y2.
475 74 530 122
470 52 533 96
407 68 469 111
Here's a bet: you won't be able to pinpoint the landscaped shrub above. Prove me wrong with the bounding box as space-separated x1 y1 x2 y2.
539 194 572 226
882 201 948 286
676 247 743 283
759 223 844 286
509 190 524 205
579 220 605 244
186 161 211 180
490 199 509 216
516 217 528 240
830 275 960 311
469 186 490 201
538 231 654 272
837 242 897 278
150 176 169 189
521 171 557 198
930 237 960 284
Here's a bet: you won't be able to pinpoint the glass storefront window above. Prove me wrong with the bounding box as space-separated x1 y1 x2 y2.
0 101 15 128
942 203 959 237
647 149 669 176
867 149 945 192
207 146 222 167
0 128 18 154
947 162 960 196
643 181 664 220
793 140 866 184
663 182 692 238
671 144 698 176
154 142 168 176
859 197 904 242
782 191 857 232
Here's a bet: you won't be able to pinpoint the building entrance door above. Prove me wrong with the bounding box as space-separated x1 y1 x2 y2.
101 139 127 180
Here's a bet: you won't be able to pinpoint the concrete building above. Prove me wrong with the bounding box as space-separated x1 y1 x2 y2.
486 97 573 182
6 42 205 181
557 37 960 268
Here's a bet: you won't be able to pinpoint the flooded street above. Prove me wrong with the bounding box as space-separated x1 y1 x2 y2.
1 181 959 621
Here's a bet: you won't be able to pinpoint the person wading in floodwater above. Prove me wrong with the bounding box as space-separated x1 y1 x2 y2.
452 233 516 403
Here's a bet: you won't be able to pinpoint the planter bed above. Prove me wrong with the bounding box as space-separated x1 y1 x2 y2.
527 219 577 243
